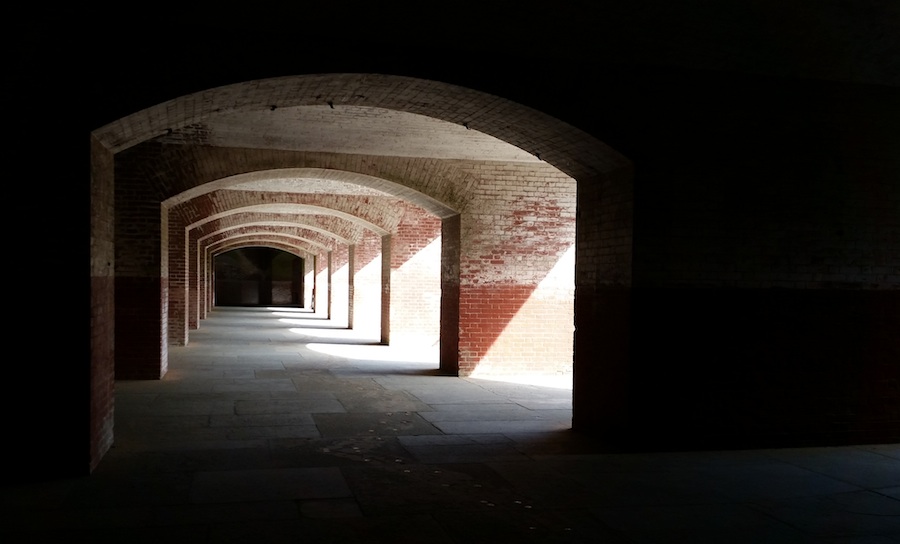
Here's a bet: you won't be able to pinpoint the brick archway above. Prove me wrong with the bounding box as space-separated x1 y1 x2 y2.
90 73 633 473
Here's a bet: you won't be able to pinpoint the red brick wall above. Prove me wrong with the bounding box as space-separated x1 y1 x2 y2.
167 211 189 345
453 162 578 376
331 244 351 326
353 230 383 341
390 203 442 348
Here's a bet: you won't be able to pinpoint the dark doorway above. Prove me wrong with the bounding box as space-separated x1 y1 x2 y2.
214 247 304 307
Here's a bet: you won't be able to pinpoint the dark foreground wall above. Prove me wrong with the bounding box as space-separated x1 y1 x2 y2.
576 70 899 449
628 289 899 449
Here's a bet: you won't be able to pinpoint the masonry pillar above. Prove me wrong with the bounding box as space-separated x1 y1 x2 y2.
167 209 189 345
327 250 333 320
292 256 303 306
114 154 167 380
205 248 214 313
455 163 577 378
330 245 350 327
305 254 315 311
189 228 201 329
440 215 461 375
89 134 115 474
347 244 355 328
314 253 330 316
381 234 391 345
353 230 384 341
572 166 634 438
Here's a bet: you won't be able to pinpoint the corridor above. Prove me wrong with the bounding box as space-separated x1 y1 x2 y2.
2 307 898 543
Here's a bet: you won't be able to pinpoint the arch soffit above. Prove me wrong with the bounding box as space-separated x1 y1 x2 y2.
198 221 351 246
92 73 630 182
194 211 363 238
209 234 327 255
166 168 458 219
190 203 387 237
213 241 311 260
204 231 333 253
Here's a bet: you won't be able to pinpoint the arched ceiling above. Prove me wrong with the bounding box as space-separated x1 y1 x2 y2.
163 167 460 219
108 74 600 256
156 105 541 163
193 204 389 237
199 222 353 246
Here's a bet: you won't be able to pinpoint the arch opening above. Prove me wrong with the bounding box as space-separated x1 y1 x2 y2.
90 73 633 474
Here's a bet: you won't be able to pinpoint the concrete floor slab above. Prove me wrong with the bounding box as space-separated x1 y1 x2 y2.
190 467 352 503
750 490 900 539
7 307 897 543
764 447 900 489
312 412 443 437
233 397 345 415
594 503 828 544
430 418 573 434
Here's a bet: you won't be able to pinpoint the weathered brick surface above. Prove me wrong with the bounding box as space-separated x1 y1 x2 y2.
352 230 384 340
113 147 169 381
166 211 189 345
123 143 471 217
114 277 167 379
451 161 578 375
93 74 628 180
330 245 351 326
390 203 442 347
440 215 462 374
118 151 582 377
90 135 115 472
314 248 329 317
189 229 201 329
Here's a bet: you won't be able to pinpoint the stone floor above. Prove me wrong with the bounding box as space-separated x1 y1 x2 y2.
2 306 898 543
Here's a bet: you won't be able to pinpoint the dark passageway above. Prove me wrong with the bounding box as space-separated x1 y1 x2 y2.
7 2 899 541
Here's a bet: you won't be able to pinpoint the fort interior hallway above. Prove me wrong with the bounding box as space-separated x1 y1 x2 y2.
3 306 898 542
6 3 899 543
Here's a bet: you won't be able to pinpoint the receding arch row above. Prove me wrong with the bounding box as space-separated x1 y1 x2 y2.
177 222 369 344
207 241 316 315
184 203 389 238
206 235 338 314
208 232 330 253
178 193 448 346
201 222 349 247
165 168 459 219
212 241 310 260
203 228 391 340
90 73 633 476
187 207 415 340
193 211 365 246
167 193 405 345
